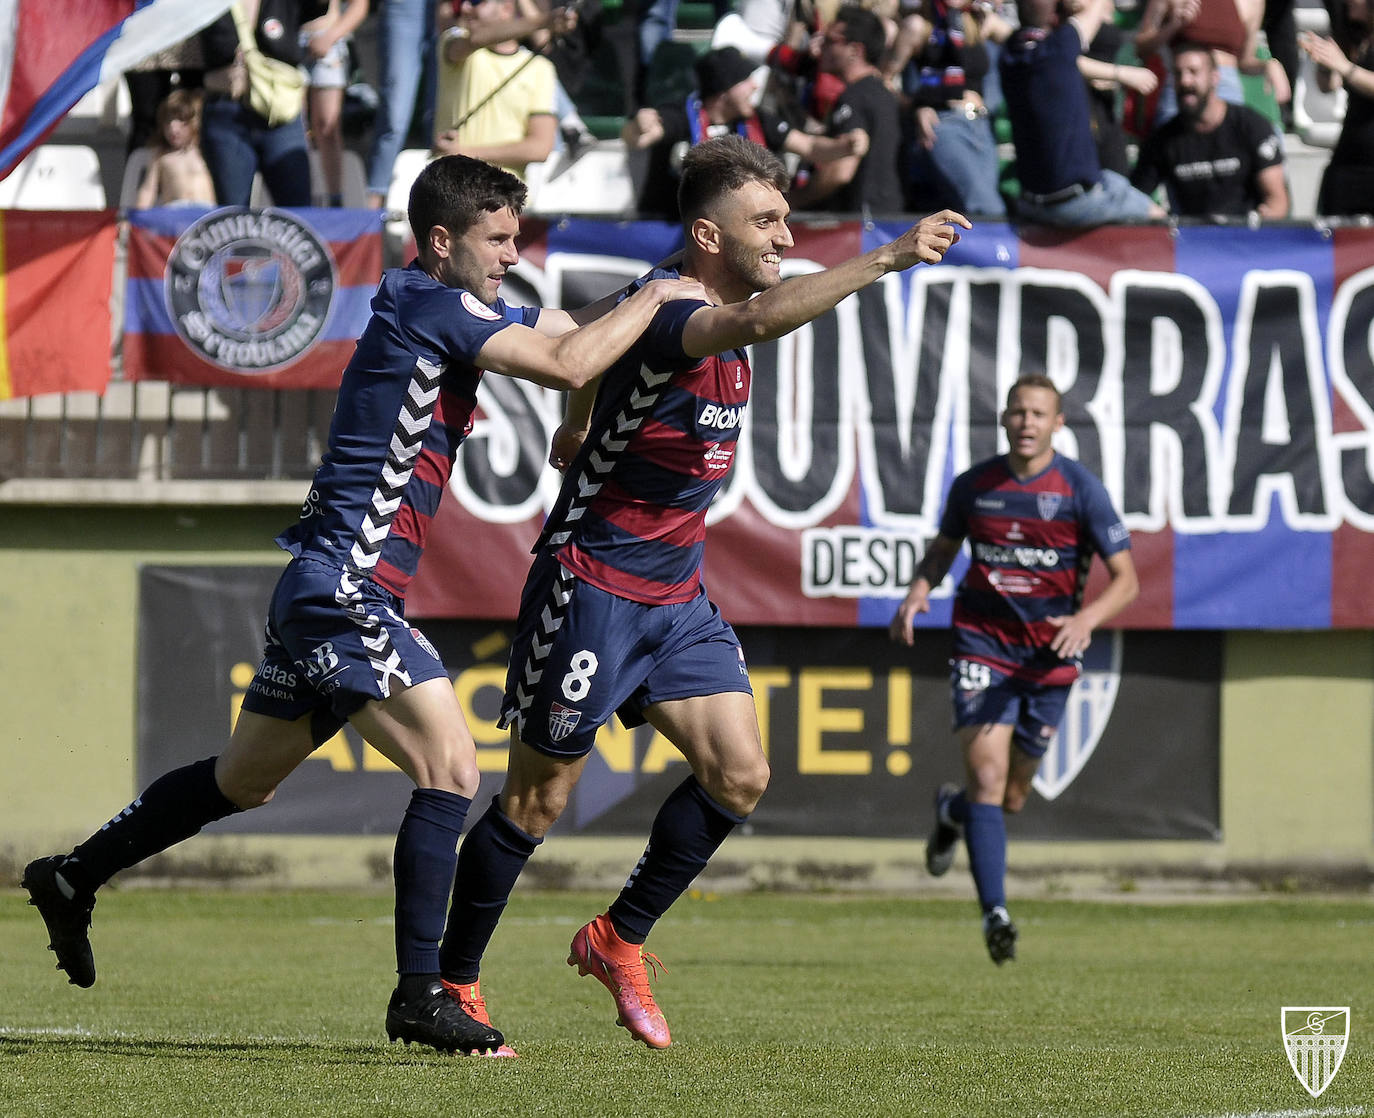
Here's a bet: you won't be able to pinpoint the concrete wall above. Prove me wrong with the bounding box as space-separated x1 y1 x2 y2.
3 501 1372 889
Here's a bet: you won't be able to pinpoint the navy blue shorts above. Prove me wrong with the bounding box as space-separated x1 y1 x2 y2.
949 658 1071 759
500 553 753 758
239 555 450 737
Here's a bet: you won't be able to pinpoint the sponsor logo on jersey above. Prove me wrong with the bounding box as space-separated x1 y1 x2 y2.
460 290 502 321
548 701 582 742
1282 1007 1350 1098
1036 492 1063 520
703 443 734 470
165 207 335 372
973 541 1061 568
975 496 1005 510
699 402 745 430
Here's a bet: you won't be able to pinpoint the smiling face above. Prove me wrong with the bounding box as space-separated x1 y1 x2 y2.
432 206 521 303
1001 385 1065 474
710 179 795 300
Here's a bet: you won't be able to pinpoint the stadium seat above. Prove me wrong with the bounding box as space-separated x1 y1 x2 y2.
385 147 431 215
1291 51 1346 149
0 145 107 209
527 144 636 215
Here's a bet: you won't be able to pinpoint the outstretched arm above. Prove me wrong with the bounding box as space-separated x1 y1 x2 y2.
680 210 970 358
476 277 704 389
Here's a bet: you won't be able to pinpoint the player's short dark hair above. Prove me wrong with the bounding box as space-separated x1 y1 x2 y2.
677 135 790 225
408 155 527 247
832 5 887 66
1007 373 1063 410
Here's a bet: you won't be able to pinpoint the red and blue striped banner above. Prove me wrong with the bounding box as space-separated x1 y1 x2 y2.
408 218 1374 631
124 206 383 390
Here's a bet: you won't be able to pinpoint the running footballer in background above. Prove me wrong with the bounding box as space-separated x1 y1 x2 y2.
889 373 1138 964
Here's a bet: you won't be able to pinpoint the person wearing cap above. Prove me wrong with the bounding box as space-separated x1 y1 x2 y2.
622 44 868 219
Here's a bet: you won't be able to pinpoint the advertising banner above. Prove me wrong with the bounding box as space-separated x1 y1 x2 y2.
397 219 1374 631
138 565 1220 839
124 205 382 389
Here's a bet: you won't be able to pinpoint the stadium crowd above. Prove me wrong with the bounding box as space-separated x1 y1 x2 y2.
15 0 1374 221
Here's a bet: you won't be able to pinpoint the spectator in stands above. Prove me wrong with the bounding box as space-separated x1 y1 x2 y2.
367 0 441 208
999 0 1166 225
1132 40 1289 216
1299 1 1374 214
432 0 578 182
1134 0 1290 124
623 45 867 218
790 5 907 212
198 1 314 208
301 0 370 206
133 90 218 209
1078 21 1160 176
124 39 206 156
888 0 1014 217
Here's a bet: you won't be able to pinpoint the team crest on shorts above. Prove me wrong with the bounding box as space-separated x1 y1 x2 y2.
165 207 335 372
1033 631 1122 800
1282 1007 1350 1098
548 701 582 742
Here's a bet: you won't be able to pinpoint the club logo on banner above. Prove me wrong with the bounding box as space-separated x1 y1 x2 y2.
165 207 335 372
1033 631 1122 800
1281 1007 1350 1098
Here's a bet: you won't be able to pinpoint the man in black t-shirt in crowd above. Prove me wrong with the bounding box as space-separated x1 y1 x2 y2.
1132 40 1289 219
790 6 905 214
623 45 867 219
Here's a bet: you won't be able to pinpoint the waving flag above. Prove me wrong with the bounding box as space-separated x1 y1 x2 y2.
0 0 232 181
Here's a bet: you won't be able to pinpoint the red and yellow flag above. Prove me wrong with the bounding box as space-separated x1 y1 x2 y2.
0 209 117 399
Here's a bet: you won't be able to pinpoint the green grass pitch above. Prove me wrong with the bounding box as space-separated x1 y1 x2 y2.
2 890 1369 1117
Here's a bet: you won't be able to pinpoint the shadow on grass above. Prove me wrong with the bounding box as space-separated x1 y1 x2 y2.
0 1032 471 1067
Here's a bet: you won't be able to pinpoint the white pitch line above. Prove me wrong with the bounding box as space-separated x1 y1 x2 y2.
1194 1107 1368 1118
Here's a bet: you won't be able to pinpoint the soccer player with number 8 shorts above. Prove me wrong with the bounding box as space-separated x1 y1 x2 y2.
435 134 971 1050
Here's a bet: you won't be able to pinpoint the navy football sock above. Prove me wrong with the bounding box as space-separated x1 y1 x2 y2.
60 757 240 895
608 777 746 945
393 788 471 978
438 800 540 983
963 802 1008 913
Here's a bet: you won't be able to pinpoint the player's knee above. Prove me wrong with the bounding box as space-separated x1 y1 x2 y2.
967 759 1008 800
411 737 481 798
500 781 570 838
217 773 276 810
703 754 770 815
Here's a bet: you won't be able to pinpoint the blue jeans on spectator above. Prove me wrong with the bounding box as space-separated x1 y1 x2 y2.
367 0 439 198
200 97 312 207
637 0 732 71
909 109 1006 217
1015 168 1156 227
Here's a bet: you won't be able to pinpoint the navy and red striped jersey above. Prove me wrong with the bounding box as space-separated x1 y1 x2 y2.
277 261 536 598
941 452 1130 685
536 268 745 605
